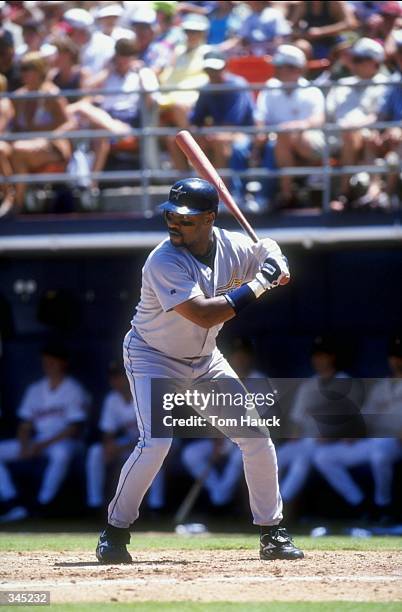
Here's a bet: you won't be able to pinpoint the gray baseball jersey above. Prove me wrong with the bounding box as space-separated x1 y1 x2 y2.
132 227 269 358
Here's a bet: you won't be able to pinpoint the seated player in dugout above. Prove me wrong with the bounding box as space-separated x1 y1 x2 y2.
96 178 304 564
0 343 88 522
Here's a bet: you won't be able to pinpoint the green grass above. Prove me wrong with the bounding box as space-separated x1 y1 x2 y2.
31 604 402 612
0 532 401 552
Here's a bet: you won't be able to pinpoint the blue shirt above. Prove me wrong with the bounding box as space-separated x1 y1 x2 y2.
379 76 402 120
190 74 255 127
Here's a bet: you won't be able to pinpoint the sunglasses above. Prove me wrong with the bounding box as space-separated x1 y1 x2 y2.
164 211 198 227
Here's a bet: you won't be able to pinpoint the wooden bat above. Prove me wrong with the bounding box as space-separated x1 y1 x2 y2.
175 130 289 285
175 130 258 243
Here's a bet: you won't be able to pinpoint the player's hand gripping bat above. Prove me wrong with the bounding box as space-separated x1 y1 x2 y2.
175 130 289 286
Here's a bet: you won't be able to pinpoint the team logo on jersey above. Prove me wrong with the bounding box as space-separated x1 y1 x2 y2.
216 273 243 295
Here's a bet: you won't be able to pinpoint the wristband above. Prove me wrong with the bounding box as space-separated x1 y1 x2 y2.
224 284 257 314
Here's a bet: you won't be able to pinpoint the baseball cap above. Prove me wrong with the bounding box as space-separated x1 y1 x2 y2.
203 50 226 71
351 37 384 62
130 7 157 25
160 178 219 215
394 29 402 47
63 8 94 29
272 44 306 68
181 13 209 32
96 4 124 19
153 1 177 16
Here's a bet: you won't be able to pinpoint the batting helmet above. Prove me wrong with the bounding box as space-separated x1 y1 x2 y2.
159 178 219 216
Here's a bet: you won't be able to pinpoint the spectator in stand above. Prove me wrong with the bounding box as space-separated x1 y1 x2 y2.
0 29 22 91
314 35 358 84
248 44 325 208
358 1 402 56
159 13 210 167
71 37 159 184
290 0 357 60
130 6 174 76
94 4 134 42
0 73 12 131
0 0 23 47
0 52 71 218
15 19 45 58
207 1 242 45
188 50 255 171
326 38 389 211
0 74 14 216
153 0 184 53
50 36 90 102
0 343 89 523
221 0 291 56
376 29 402 204
37 1 66 41
62 8 115 74
314 336 402 522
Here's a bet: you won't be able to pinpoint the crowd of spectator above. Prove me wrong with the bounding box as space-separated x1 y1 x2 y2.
0 333 401 526
0 1 402 218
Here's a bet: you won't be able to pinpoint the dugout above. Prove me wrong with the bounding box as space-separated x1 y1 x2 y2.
0 219 401 522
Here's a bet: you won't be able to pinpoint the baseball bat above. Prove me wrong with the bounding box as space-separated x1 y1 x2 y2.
175 130 258 243
174 460 214 525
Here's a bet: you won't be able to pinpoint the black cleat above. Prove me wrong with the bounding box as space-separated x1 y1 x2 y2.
96 525 133 564
260 526 304 560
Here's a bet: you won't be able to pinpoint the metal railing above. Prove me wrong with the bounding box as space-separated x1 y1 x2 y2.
1 78 400 213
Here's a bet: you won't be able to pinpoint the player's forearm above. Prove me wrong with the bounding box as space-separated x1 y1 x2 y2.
174 295 236 329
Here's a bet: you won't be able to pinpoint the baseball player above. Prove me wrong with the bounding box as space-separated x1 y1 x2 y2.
0 344 88 522
314 336 402 520
96 178 304 563
277 336 346 503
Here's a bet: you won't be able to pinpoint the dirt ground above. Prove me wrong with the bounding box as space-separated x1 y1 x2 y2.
1 550 401 603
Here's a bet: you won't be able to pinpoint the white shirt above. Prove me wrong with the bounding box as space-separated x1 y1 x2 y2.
326 72 389 124
255 77 325 126
81 31 115 73
17 376 88 441
101 67 159 114
99 390 138 440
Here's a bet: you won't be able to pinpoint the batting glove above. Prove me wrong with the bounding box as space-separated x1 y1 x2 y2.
249 255 290 297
